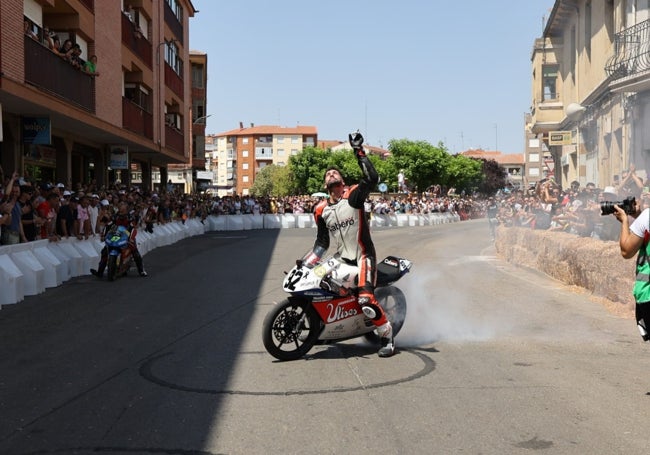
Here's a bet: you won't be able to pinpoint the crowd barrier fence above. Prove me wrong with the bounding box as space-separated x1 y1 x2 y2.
0 212 459 307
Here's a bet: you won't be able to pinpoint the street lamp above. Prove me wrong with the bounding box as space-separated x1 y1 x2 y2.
193 114 212 125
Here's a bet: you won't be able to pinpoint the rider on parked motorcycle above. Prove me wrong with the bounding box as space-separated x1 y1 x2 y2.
91 201 148 278
303 130 395 357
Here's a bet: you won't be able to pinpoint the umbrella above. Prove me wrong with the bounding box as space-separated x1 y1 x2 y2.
311 192 328 198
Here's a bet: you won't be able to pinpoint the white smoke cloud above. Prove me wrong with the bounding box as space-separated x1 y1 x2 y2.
395 268 515 347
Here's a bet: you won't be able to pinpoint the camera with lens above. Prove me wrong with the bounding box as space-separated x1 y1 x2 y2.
600 196 636 216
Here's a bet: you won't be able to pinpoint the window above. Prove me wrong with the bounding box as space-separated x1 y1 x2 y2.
529 153 540 162
242 138 249 144
291 149 298 155
242 150 249 157
243 163 249 170
192 102 205 123
191 64 204 88
529 168 540 177
165 40 183 75
243 176 249 183
291 136 299 144
124 83 152 111
529 138 540 148
277 149 285 156
542 65 558 101
277 136 284 143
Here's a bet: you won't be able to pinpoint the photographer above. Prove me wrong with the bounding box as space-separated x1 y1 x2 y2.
613 195 650 342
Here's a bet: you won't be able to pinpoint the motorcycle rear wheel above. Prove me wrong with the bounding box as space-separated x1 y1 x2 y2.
262 298 321 361
107 255 118 282
364 286 407 344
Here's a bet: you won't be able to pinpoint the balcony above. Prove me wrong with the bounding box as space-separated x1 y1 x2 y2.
165 125 184 154
255 147 273 160
24 36 95 112
606 19 650 80
121 13 152 69
122 97 153 139
165 63 183 97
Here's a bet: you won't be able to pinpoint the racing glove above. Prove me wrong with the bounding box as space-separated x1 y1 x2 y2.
349 131 365 158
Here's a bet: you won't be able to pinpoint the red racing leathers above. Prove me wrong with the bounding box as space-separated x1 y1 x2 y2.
311 154 388 327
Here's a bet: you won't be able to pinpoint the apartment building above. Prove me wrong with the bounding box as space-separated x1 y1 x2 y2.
168 49 208 193
212 125 318 196
529 0 650 190
0 0 196 190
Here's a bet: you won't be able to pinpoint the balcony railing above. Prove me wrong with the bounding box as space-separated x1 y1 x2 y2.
122 97 153 139
255 149 273 160
606 19 650 79
24 36 95 112
165 125 184 154
165 63 183 97
121 13 152 68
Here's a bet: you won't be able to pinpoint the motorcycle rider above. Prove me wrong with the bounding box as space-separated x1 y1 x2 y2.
91 201 147 278
303 131 395 357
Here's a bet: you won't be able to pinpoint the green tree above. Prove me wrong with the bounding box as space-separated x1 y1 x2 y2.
447 154 483 193
249 164 295 197
288 146 332 194
388 139 450 192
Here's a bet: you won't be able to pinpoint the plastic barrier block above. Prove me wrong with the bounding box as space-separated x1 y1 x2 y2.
297 214 314 228
10 249 45 296
250 215 264 229
281 215 296 228
54 241 84 277
33 243 64 287
264 215 282 229
227 215 244 231
72 239 100 275
0 254 24 305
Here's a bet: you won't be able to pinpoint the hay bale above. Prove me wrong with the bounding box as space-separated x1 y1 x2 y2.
496 226 634 308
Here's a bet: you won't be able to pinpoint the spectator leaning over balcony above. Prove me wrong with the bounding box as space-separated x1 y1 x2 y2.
69 43 84 70
23 19 38 40
59 39 74 61
84 55 99 76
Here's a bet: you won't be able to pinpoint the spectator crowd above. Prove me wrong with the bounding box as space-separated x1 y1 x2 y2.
2 163 648 246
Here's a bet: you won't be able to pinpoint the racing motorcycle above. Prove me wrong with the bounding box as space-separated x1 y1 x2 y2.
105 224 134 281
262 254 413 361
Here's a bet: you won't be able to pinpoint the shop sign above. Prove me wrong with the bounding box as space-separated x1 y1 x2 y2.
22 117 51 145
109 145 129 169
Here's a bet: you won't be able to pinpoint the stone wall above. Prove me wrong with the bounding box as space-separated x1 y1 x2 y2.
495 226 635 313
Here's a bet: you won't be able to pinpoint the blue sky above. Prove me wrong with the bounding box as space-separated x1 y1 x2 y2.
189 0 555 154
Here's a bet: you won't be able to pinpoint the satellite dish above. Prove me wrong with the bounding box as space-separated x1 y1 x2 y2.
566 103 587 121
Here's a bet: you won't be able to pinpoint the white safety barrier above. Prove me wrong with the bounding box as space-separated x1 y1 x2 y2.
0 212 459 307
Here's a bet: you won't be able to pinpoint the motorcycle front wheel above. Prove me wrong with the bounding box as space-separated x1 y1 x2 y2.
262 298 321 361
364 286 407 344
107 255 118 282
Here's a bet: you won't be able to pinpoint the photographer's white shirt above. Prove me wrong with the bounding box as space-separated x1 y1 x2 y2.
629 208 648 238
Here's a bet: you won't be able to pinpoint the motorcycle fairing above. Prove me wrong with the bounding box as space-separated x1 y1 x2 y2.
312 297 374 340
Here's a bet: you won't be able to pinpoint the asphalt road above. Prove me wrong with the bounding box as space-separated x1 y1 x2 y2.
1 219 649 455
